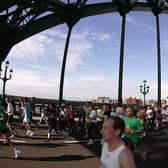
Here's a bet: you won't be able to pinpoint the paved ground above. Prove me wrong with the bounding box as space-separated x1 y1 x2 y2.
1 122 168 168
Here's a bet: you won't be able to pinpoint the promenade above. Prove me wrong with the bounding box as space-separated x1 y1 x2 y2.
1 122 168 168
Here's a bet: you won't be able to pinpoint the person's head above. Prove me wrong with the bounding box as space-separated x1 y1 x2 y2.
163 105 167 110
48 103 53 109
24 97 28 102
20 98 24 103
85 101 92 107
101 116 125 143
116 107 124 116
88 103 94 111
103 103 110 112
125 106 134 117
5 97 10 103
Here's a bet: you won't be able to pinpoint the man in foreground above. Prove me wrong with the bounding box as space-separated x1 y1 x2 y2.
100 116 136 168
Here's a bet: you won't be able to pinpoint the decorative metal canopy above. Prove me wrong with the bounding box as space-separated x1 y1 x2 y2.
0 0 168 66
1 0 168 106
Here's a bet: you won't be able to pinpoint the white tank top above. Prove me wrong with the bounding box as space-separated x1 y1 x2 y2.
100 142 125 168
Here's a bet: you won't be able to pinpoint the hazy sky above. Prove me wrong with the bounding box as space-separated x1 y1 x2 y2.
2 8 168 101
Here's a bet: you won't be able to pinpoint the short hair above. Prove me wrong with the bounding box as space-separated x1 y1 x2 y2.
5 97 10 102
106 116 125 136
116 107 124 115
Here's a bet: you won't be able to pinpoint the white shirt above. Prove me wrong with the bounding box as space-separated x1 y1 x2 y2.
60 110 65 116
146 109 153 119
161 109 168 122
100 142 125 168
6 103 14 116
89 110 97 123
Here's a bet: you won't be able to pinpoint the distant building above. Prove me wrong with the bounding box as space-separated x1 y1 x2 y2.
96 96 142 105
148 99 157 106
96 97 110 104
90 99 96 103
110 99 118 104
166 97 168 106
123 97 142 106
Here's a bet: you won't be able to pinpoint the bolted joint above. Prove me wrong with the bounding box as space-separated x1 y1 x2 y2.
113 0 133 16
152 7 162 16
65 4 82 28
147 0 165 16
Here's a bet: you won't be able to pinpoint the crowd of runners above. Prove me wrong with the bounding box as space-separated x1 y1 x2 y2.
1 97 168 166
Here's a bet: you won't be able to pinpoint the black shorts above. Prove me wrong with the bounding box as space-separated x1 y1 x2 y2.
122 137 136 152
0 128 10 137
7 115 13 124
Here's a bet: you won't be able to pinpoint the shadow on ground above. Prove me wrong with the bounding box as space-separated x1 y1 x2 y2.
17 154 96 162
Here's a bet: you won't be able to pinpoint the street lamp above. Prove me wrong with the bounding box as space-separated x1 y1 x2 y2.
0 60 13 98
139 80 150 106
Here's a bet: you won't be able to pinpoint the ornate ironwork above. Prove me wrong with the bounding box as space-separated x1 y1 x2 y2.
0 60 13 98
140 80 150 106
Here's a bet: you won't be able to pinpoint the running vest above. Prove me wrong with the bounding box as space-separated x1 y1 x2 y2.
100 143 125 168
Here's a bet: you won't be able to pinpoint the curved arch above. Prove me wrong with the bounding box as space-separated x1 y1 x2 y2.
9 2 168 45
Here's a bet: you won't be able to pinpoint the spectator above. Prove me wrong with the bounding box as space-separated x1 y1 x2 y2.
83 101 92 139
45 103 59 142
5 97 15 137
37 104 48 125
66 104 75 135
160 105 168 134
103 103 111 118
96 104 104 137
19 98 25 122
146 106 154 130
86 103 98 145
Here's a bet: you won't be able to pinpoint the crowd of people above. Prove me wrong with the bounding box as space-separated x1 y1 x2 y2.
1 98 168 167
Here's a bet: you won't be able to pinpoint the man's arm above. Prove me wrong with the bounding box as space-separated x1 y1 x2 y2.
119 148 137 168
0 116 4 121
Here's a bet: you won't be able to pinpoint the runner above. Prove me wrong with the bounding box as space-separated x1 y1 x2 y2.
0 101 21 158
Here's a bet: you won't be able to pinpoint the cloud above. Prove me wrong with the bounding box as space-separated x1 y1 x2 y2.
54 36 94 71
2 68 117 100
127 14 155 32
9 28 113 72
5 69 59 98
2 67 168 101
126 53 139 60
4 16 168 102
3 70 113 99
91 32 112 43
44 29 67 39
9 34 54 60
161 40 168 54
5 27 117 100
79 75 104 82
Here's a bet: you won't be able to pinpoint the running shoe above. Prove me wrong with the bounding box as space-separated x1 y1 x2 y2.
14 149 21 159
29 131 34 136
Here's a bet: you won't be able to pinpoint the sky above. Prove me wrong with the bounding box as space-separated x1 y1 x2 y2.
1 3 168 101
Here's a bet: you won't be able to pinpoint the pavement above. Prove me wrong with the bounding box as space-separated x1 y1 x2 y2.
0 122 100 168
1 122 168 168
